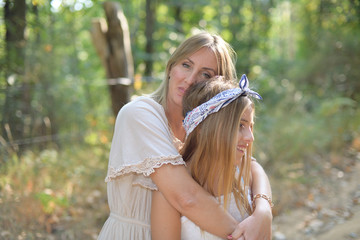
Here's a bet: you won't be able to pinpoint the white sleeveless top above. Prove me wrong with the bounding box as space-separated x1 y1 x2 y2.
181 192 252 240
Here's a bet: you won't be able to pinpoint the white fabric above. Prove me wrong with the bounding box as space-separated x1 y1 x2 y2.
97 96 186 240
181 193 251 240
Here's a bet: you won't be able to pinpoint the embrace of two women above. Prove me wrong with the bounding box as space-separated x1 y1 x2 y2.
97 31 273 240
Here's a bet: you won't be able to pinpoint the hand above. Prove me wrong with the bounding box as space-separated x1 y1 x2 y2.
236 236 245 240
230 201 272 240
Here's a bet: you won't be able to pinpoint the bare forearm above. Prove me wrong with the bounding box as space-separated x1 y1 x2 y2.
151 191 181 240
151 164 237 238
177 187 237 238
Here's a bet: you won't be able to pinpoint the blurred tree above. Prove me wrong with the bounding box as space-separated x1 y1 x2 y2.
294 0 360 100
91 1 134 116
0 0 358 161
145 0 156 76
173 2 184 34
2 0 27 152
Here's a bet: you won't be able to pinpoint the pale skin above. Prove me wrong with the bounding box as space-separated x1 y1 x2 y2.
150 47 272 240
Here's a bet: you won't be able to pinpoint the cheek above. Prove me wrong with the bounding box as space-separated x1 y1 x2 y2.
170 65 182 79
169 69 179 88
236 132 241 143
172 64 191 82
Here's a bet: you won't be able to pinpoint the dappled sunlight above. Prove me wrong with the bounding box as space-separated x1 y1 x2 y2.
1 0 360 239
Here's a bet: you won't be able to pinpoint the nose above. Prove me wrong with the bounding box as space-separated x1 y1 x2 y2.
184 72 197 85
243 127 254 144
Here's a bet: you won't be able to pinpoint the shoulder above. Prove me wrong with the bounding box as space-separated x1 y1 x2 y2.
119 96 165 119
116 96 166 126
115 96 168 133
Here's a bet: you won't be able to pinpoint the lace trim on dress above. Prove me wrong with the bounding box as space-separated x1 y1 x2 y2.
133 176 159 190
105 154 185 182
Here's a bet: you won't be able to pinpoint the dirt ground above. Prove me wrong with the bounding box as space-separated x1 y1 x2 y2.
271 153 360 240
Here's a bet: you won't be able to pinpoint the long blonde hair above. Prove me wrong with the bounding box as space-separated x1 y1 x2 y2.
151 31 237 109
181 77 254 215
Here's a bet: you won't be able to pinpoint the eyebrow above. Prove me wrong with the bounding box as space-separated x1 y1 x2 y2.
241 119 254 124
186 58 217 74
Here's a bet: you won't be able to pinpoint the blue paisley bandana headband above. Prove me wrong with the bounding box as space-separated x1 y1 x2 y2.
183 74 262 138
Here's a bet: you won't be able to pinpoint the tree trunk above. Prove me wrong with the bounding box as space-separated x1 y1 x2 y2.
2 0 27 152
91 1 134 116
174 4 183 34
145 0 156 77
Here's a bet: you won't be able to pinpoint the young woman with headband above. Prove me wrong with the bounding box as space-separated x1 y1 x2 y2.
151 74 273 240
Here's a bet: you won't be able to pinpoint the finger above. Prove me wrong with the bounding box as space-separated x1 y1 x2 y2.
237 235 245 240
231 227 244 239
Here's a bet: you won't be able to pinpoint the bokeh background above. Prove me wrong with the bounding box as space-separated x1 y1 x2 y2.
1 0 359 239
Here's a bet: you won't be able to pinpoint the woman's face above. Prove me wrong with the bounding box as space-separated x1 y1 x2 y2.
235 106 254 165
167 47 218 109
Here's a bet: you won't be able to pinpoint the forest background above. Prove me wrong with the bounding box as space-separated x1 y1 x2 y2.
1 0 360 239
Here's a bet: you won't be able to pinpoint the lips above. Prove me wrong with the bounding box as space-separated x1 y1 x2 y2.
178 87 187 95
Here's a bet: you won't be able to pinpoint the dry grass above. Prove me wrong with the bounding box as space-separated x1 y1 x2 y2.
0 142 110 239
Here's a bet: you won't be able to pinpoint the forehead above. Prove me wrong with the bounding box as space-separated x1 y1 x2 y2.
187 47 218 72
241 106 254 122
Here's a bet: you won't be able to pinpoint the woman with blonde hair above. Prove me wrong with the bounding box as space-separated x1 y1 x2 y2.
98 31 272 240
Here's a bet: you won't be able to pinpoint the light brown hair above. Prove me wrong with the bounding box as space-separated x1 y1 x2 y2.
181 77 254 215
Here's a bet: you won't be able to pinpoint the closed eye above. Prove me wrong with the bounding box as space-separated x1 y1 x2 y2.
182 62 191 68
202 72 212 79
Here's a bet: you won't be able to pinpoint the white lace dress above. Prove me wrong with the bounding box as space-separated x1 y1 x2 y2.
181 193 251 240
97 96 185 240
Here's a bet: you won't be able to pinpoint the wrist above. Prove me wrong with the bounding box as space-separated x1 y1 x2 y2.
252 193 273 209
252 198 273 220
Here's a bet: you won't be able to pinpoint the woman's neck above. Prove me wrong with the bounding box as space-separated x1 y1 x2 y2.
165 105 186 142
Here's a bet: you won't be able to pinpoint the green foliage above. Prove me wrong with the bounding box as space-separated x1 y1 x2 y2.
1 0 360 236
0 0 358 169
254 75 359 177
35 192 69 214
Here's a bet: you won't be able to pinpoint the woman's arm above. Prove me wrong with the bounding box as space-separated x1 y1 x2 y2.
151 190 181 240
251 160 272 198
231 161 273 240
150 164 237 239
